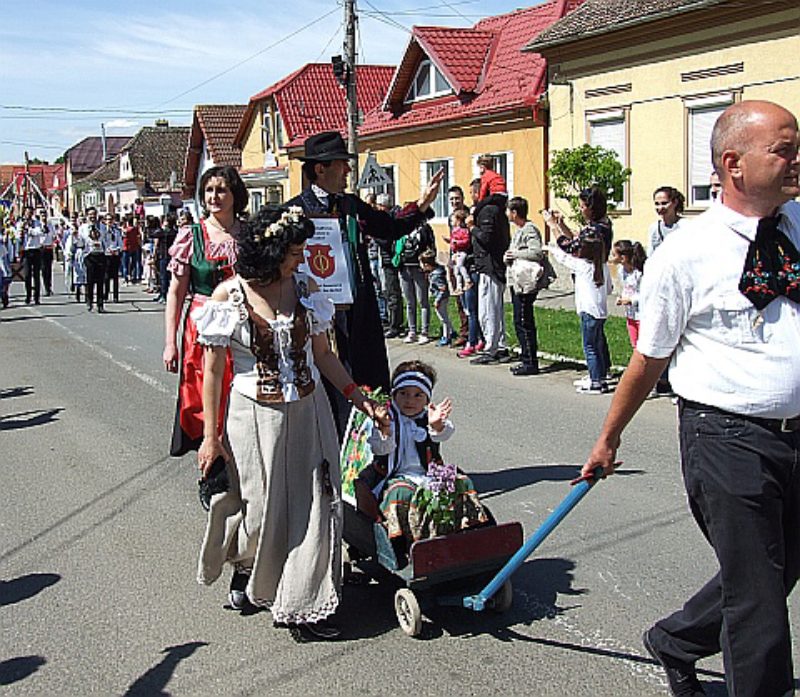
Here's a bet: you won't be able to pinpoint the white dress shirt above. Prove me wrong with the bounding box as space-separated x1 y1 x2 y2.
637 200 800 418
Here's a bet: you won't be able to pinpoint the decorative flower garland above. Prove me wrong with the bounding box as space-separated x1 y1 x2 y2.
253 206 305 243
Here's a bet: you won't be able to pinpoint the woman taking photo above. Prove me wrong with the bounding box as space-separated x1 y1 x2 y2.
163 165 246 456
193 205 378 641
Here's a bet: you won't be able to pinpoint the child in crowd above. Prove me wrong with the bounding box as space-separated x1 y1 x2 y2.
611 240 647 348
548 236 613 394
419 249 454 346
447 209 472 293
477 154 508 201
355 360 488 559
142 241 157 293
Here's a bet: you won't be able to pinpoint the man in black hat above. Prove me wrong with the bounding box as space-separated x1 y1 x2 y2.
287 130 443 433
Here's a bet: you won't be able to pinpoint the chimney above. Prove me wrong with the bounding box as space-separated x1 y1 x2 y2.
155 119 169 127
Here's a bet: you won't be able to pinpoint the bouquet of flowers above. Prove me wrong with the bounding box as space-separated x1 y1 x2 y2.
410 461 471 538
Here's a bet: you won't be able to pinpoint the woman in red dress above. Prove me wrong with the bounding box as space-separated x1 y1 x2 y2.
163 165 248 456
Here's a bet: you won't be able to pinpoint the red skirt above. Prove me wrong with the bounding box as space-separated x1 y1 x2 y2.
170 295 234 456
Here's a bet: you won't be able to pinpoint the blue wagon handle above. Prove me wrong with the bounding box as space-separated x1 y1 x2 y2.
463 465 609 612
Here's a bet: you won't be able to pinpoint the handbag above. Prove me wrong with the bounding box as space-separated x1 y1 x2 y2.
198 456 229 511
509 258 543 294
536 252 558 291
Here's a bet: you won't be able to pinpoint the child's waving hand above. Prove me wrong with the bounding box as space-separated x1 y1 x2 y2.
428 397 452 432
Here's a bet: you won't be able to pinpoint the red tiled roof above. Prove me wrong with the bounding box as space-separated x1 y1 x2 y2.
11 164 67 192
183 104 247 196
234 63 395 149
195 104 247 168
360 0 585 137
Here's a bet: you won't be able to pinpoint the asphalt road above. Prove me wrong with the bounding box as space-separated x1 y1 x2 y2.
1 275 797 696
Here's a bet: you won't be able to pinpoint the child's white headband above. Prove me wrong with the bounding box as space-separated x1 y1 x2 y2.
391 370 432 400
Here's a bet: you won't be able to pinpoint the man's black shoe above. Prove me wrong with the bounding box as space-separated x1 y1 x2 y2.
643 629 705 696
470 353 498 365
384 328 400 339
511 364 539 376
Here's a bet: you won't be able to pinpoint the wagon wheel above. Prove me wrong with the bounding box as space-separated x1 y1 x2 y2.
490 580 513 613
394 589 422 637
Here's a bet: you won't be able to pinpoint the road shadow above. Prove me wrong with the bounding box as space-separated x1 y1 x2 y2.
0 408 63 432
538 360 585 375
123 641 208 696
0 314 73 323
472 465 644 499
0 656 47 686
422 556 585 640
0 573 61 607
0 386 34 400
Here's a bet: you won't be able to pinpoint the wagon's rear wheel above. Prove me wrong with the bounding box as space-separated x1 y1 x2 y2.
394 588 422 637
490 580 513 613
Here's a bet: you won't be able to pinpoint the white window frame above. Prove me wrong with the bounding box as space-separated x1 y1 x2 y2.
261 103 271 153
471 151 514 197
685 93 735 208
405 59 451 104
249 191 263 213
586 108 629 208
420 157 453 222
275 111 285 150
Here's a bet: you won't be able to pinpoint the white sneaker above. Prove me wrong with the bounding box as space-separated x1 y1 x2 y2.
404 333 418 344
573 375 591 388
417 334 431 345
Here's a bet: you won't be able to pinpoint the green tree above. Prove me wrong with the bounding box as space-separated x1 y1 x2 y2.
547 144 631 222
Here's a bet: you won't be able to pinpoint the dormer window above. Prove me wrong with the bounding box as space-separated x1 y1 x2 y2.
405 59 451 103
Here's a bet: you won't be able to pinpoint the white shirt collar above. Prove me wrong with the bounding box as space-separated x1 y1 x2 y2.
311 183 329 204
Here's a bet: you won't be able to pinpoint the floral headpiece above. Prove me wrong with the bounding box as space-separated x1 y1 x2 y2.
253 206 305 243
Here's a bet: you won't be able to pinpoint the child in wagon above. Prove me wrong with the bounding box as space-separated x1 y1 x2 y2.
355 360 488 559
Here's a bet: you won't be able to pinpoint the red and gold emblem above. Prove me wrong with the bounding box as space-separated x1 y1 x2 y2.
306 244 335 279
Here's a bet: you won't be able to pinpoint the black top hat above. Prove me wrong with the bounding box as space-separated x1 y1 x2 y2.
299 131 355 162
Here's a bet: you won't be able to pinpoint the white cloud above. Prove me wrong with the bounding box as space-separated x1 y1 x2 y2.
104 119 139 129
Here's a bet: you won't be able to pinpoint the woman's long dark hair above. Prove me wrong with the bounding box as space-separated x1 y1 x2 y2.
235 205 313 284
579 186 608 222
578 236 606 287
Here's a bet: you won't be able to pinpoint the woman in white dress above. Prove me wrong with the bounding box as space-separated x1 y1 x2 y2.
193 205 382 641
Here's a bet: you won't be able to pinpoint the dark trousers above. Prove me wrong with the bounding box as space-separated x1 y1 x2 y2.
41 247 54 294
23 248 42 303
84 253 107 309
159 257 171 300
455 294 469 339
382 264 403 332
650 401 800 697
511 288 539 369
104 254 120 301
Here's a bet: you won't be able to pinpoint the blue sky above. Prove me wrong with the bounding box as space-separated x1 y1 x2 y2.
1 0 542 164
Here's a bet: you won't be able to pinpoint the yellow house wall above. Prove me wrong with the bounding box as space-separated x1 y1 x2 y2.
546 14 800 245
358 116 547 251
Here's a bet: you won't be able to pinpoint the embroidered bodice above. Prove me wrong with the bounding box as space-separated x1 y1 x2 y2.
192 273 334 404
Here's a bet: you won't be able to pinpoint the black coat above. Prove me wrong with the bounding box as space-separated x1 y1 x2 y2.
471 194 510 284
287 187 433 429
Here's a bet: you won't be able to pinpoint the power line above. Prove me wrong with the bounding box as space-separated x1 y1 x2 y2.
314 20 345 63
154 7 341 107
0 105 190 115
0 140 65 150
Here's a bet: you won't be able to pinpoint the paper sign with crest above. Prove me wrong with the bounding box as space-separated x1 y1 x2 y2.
299 216 354 306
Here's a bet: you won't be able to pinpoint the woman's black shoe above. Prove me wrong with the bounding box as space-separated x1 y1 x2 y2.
228 571 251 610
289 619 342 642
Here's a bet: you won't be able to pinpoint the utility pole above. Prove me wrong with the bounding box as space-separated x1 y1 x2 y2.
344 0 358 191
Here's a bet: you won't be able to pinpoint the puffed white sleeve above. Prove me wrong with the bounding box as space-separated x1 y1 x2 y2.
300 291 336 335
191 300 242 347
